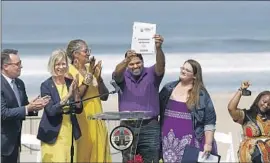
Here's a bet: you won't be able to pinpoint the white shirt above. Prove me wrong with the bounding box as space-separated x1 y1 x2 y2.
2 73 28 115
2 73 13 90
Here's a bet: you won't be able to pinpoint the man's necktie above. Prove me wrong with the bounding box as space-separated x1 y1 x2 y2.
11 79 21 107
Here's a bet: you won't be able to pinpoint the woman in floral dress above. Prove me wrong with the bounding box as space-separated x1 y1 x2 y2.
228 81 270 163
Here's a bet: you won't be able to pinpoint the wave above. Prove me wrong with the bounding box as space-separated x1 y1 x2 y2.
3 37 270 55
20 52 270 76
4 36 270 44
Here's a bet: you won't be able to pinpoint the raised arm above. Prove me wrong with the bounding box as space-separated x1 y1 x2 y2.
113 50 135 83
227 81 250 125
113 59 128 83
154 34 165 76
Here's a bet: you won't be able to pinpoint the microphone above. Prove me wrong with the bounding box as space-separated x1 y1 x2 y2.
110 79 123 94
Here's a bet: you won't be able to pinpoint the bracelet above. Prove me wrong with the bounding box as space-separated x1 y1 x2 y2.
83 73 93 85
82 81 90 86
238 87 243 91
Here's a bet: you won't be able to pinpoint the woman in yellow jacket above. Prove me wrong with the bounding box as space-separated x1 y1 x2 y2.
66 39 112 162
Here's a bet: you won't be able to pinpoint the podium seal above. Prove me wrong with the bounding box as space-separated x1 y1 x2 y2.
110 126 134 151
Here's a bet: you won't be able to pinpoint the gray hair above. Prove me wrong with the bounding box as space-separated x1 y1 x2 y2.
1 49 18 69
66 39 87 64
47 49 68 76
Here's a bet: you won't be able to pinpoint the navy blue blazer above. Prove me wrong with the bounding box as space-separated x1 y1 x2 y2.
1 74 37 156
37 77 83 144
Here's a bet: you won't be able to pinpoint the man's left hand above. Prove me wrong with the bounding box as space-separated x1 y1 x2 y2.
154 34 164 49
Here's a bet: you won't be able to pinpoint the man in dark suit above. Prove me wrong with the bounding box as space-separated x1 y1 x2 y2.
1 49 50 163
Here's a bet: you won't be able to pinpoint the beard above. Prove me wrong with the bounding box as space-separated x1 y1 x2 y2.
131 68 142 76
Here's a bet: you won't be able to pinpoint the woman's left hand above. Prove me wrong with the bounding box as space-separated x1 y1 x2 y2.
89 56 96 74
202 144 212 159
94 60 102 80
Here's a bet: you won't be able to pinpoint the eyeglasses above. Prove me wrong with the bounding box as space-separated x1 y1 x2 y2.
80 48 91 54
7 61 22 67
180 66 193 73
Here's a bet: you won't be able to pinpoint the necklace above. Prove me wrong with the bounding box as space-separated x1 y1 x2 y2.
258 108 268 121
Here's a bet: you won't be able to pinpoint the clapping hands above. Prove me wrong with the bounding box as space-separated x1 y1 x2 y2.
88 56 103 81
26 95 51 112
68 74 79 97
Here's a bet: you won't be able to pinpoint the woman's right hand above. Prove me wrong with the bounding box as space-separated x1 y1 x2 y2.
240 81 251 89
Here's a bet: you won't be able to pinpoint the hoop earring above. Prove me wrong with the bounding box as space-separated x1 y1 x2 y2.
73 59 79 67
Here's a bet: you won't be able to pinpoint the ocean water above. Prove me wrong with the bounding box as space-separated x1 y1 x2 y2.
2 1 270 96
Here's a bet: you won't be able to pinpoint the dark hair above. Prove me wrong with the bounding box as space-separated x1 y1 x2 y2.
1 49 18 69
247 90 270 120
124 52 144 62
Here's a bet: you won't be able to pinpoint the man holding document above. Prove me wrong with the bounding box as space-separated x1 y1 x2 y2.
112 22 165 162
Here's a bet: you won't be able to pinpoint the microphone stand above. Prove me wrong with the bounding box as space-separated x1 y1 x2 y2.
63 90 117 107
62 90 117 163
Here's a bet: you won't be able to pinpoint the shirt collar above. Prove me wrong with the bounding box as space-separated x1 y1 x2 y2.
2 73 13 84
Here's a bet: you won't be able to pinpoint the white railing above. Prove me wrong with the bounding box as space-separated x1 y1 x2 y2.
21 117 41 153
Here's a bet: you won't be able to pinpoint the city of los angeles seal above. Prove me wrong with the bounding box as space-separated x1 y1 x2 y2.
110 126 134 151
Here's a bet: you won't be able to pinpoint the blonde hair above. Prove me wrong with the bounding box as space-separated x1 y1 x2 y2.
47 49 68 76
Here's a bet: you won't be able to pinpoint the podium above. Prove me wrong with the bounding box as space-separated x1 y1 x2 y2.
88 111 152 162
